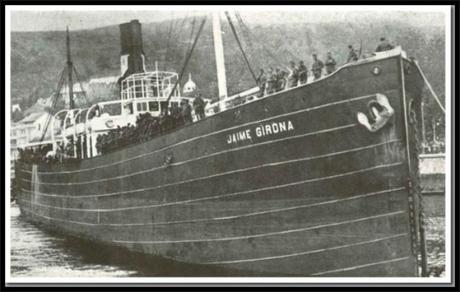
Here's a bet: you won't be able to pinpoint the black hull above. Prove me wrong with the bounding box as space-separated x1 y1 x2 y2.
16 53 426 276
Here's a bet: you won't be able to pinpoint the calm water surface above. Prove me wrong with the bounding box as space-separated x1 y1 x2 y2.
10 205 141 277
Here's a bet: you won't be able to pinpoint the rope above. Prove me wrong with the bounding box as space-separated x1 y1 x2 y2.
235 12 285 67
72 65 89 105
165 18 207 105
413 60 445 114
183 17 197 60
176 14 189 39
39 66 67 142
166 14 189 65
163 13 176 69
224 12 258 85
234 12 259 69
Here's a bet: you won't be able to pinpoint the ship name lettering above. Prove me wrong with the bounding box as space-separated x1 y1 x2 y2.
255 120 294 137
227 129 252 144
226 120 294 145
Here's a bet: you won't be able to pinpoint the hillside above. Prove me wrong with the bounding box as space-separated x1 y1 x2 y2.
10 17 446 139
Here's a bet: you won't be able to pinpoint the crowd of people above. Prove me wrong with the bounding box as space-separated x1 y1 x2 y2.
18 142 83 165
95 95 207 155
96 114 165 155
17 147 52 164
256 37 395 97
16 94 208 163
255 52 340 96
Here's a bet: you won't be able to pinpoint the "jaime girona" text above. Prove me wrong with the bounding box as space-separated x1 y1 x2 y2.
226 120 294 145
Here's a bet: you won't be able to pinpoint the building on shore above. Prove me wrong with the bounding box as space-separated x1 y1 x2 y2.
10 111 53 178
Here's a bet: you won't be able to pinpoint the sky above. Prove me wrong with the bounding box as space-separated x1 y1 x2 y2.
8 6 447 32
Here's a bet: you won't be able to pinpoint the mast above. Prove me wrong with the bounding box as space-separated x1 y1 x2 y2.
66 26 74 109
212 12 227 99
421 101 426 153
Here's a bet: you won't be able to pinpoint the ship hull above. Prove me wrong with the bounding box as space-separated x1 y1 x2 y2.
16 52 426 276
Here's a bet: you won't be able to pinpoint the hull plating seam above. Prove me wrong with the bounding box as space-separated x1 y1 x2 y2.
311 256 411 276
19 92 380 175
20 207 405 243
21 161 404 212
20 138 401 195
204 233 408 264
19 186 405 226
112 210 407 244
20 123 359 185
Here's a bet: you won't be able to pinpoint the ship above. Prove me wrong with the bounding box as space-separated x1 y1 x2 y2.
15 14 429 277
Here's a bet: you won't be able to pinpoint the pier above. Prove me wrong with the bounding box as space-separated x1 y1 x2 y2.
420 153 445 217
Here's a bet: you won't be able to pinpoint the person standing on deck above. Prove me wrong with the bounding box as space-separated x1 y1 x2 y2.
265 67 276 95
298 61 308 84
286 61 299 88
375 37 395 52
193 93 206 121
181 99 193 125
96 135 103 155
347 45 359 63
325 52 337 75
275 68 286 92
256 68 267 96
311 54 324 80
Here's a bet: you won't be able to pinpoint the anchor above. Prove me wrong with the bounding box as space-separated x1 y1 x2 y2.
357 94 394 132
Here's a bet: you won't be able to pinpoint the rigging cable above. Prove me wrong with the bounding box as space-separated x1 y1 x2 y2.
183 17 197 61
413 60 446 114
72 65 89 105
234 12 285 67
163 13 176 69
233 12 258 68
176 14 190 40
39 66 67 142
165 14 189 67
224 11 258 85
165 17 207 105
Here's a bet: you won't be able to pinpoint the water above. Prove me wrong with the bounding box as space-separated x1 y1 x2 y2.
425 216 446 277
9 204 446 278
10 205 140 277
9 204 229 277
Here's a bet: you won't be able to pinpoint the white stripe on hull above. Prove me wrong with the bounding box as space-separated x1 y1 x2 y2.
19 187 405 226
19 207 405 244
20 138 401 196
311 257 411 276
20 162 404 212
204 233 408 264
20 124 358 185
113 210 406 244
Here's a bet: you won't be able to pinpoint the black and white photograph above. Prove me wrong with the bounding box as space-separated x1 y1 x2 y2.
3 3 454 286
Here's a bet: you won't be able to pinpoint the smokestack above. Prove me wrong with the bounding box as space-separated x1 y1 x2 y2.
119 20 146 80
